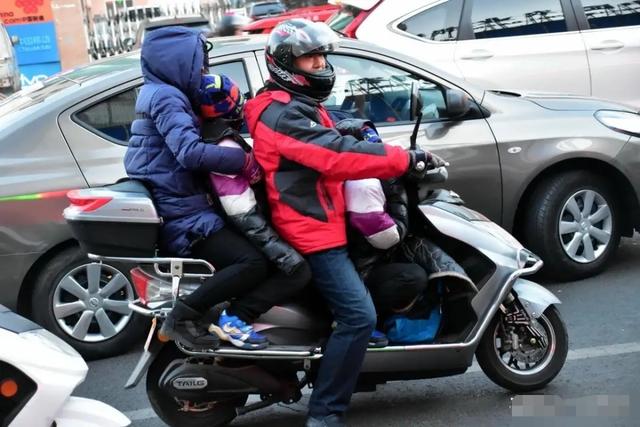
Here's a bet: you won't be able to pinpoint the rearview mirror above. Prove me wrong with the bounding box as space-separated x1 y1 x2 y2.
445 89 471 118
409 81 424 122
123 37 134 50
11 35 19 46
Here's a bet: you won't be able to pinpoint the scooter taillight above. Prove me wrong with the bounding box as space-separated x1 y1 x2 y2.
66 190 112 212
130 267 151 304
130 267 173 305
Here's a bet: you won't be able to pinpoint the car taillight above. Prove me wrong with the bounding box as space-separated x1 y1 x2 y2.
343 1 381 38
130 267 172 305
66 190 112 212
0 362 37 426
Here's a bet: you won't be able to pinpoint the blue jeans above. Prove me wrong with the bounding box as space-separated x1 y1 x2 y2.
306 247 377 418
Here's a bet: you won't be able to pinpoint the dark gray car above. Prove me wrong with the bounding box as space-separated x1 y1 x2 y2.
1 36 639 359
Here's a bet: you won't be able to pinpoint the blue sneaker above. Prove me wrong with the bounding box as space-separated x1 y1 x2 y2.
369 330 389 348
209 310 268 350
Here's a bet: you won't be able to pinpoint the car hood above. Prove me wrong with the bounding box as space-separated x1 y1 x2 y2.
485 90 637 113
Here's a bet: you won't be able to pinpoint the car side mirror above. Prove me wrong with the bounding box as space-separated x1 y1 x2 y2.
11 35 19 46
123 37 134 50
409 81 424 122
445 89 471 118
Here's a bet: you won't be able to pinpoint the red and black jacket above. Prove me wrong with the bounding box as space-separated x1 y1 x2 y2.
244 87 409 255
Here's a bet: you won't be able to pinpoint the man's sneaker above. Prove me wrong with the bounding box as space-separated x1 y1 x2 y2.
209 310 268 350
368 330 389 348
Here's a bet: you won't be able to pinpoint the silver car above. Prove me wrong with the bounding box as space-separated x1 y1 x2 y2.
1 36 639 359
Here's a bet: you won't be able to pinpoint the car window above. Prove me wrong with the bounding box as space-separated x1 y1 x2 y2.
74 87 139 144
471 0 567 39
210 61 251 100
397 0 463 42
0 54 139 116
0 24 11 56
579 0 640 29
72 60 252 145
324 55 448 125
327 6 363 32
251 3 285 17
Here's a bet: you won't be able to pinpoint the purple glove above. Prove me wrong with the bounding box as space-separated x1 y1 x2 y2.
242 152 262 185
362 126 382 143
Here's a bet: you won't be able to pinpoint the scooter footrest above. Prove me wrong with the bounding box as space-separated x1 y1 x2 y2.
177 342 322 359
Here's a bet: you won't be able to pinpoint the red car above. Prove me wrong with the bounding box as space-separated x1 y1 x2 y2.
243 4 339 34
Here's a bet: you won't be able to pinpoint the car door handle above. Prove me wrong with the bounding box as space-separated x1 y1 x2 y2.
459 49 494 60
590 40 625 51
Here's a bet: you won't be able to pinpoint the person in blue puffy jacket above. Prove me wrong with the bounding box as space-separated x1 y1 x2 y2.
124 27 286 350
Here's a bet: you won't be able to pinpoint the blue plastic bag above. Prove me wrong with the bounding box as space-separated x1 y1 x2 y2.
384 304 442 344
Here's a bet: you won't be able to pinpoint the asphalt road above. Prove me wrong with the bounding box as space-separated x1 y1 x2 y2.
77 236 640 427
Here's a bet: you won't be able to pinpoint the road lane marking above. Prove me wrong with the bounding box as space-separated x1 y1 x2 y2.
467 341 640 373
123 341 640 421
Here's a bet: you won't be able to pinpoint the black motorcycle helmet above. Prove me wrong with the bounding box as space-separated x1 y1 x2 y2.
265 19 339 102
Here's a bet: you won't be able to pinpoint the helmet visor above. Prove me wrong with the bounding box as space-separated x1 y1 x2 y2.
270 20 340 58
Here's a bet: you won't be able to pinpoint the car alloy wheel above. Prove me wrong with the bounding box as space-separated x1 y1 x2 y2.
558 189 612 264
53 262 135 342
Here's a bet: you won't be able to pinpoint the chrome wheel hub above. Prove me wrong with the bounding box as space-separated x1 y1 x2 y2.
494 314 556 376
558 189 612 263
53 262 134 343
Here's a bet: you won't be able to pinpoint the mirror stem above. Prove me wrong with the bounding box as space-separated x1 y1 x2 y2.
409 112 422 150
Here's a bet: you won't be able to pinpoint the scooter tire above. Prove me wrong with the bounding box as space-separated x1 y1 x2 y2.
476 305 568 393
146 343 248 427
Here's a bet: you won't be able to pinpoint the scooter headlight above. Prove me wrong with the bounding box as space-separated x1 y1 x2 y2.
594 110 640 137
474 221 523 249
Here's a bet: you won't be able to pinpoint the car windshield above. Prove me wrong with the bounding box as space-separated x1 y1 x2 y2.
0 25 12 56
147 21 210 32
251 3 285 16
0 54 139 116
327 6 362 31
142 21 211 43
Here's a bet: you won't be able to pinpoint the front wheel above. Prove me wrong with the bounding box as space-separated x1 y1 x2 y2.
147 343 248 427
476 305 568 393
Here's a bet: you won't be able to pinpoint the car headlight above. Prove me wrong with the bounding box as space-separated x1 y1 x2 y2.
594 110 640 137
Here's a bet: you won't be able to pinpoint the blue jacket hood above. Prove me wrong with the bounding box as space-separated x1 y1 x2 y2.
140 26 205 102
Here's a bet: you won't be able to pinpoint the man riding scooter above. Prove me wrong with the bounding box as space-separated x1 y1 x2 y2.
244 19 443 427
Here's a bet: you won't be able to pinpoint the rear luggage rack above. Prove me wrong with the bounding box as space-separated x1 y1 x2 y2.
87 253 215 277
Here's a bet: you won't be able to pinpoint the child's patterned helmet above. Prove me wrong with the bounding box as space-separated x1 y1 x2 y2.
200 74 245 120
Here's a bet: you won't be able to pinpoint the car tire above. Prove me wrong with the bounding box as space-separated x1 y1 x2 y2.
31 246 147 360
522 170 620 281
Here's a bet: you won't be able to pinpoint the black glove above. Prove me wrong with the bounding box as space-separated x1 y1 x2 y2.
407 150 448 181
406 149 428 181
427 152 448 169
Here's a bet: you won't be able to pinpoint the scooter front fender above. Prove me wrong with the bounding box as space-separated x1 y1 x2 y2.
513 278 561 319
54 396 130 427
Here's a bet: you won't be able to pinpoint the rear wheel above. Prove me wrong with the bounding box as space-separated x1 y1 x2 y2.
476 305 568 393
147 343 248 427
